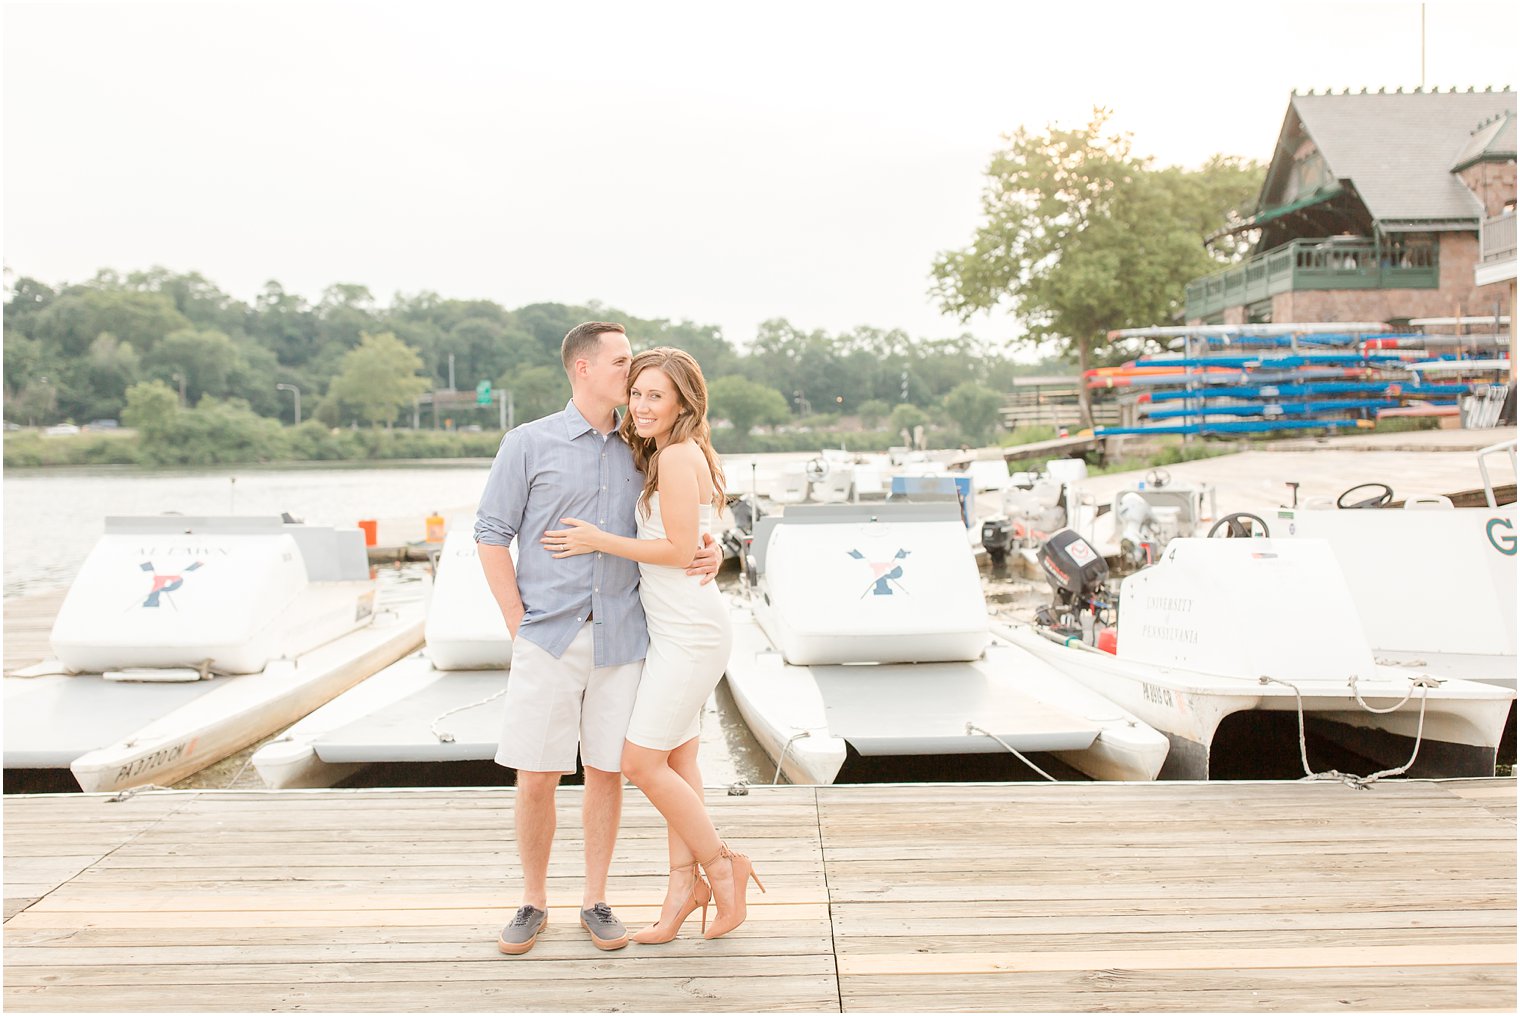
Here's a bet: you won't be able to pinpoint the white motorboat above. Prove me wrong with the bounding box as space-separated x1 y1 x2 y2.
999 525 1516 782
1277 439 1516 691
982 459 1216 574
981 457 1095 568
251 523 512 789
1277 439 1517 757
724 502 1169 784
3 516 426 793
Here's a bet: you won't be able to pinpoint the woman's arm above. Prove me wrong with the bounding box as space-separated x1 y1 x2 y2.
544 442 706 567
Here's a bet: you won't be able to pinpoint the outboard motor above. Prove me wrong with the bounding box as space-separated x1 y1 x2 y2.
724 494 766 584
1035 528 1112 645
981 516 1015 567
1114 490 1153 567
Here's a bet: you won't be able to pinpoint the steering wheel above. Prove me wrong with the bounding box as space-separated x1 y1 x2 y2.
1207 512 1270 538
804 457 830 482
1336 483 1393 509
1145 468 1171 489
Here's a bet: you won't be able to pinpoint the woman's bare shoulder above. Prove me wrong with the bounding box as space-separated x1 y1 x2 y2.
659 440 707 465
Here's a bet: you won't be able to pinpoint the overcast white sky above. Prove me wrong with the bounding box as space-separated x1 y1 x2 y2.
3 0 1516 353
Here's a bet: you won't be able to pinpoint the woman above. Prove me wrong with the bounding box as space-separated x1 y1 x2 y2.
542 346 762 943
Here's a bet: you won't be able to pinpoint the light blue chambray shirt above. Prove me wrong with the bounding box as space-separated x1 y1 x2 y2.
474 400 648 667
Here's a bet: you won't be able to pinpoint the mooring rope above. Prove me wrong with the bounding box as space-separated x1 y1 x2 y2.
772 731 810 785
431 687 508 743
1258 675 1435 790
965 722 1058 783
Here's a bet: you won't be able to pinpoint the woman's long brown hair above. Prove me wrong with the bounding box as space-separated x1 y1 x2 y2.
618 347 726 516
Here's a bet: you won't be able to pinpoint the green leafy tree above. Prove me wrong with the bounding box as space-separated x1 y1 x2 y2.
938 381 1003 445
3 276 57 338
123 267 249 335
930 108 1261 424
743 319 848 413
316 283 379 353
500 364 571 426
252 281 319 365
121 379 180 439
708 375 791 435
327 331 431 427
889 403 929 441
627 315 741 379
142 328 246 405
857 398 890 429
9 382 59 426
31 287 191 357
79 333 141 420
2 334 45 399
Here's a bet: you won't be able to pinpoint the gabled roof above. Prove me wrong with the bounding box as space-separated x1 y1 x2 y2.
1451 109 1516 172
1262 88 1515 230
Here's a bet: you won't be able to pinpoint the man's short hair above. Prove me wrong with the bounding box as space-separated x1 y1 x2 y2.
561 321 626 373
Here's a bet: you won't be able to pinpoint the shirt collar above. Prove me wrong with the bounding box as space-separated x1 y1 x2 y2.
562 399 622 440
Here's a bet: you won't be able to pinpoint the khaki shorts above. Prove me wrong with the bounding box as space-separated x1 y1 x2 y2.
494 623 643 774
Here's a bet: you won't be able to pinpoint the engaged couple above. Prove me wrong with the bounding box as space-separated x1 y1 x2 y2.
474 321 761 955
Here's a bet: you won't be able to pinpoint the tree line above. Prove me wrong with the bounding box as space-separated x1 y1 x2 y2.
3 268 1050 456
5 108 1262 463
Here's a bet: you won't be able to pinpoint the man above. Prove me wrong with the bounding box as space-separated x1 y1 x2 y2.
475 321 719 956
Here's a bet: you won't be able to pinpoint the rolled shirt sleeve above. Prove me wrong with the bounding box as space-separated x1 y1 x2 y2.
473 403 647 667
474 430 528 548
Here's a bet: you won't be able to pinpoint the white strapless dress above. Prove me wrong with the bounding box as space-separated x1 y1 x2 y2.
624 492 733 750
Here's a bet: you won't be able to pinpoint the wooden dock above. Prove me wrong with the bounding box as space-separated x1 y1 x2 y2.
5 778 1514 1012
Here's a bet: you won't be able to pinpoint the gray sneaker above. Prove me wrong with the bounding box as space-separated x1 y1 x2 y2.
497 905 548 955
579 901 628 950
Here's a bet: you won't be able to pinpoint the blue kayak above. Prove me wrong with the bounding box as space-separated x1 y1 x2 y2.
1096 419 1365 436
1148 381 1468 401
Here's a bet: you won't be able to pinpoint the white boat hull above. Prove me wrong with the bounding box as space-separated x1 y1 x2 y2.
726 602 1167 784
61 601 425 792
995 620 1514 781
252 654 510 789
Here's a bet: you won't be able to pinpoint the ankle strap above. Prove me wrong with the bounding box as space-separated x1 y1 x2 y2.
697 843 730 870
670 859 701 875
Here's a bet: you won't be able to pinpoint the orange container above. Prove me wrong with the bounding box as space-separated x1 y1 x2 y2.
425 513 446 543
358 519 378 547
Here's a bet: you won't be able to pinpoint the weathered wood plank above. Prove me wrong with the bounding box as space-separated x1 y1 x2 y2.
23 890 825 912
838 967 1515 1014
4 975 843 1013
836 942 1516 974
4 902 830 930
5 952 841 987
4 778 1512 1014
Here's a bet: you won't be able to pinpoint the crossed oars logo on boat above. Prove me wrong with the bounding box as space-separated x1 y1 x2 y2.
137 560 204 609
847 548 910 597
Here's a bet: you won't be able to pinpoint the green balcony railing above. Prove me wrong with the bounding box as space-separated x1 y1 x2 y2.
1185 238 1439 321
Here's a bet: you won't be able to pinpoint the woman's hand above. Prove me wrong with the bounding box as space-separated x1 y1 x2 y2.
542 518 604 558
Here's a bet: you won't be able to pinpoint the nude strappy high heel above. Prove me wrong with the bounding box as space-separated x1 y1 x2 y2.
631 860 711 945
701 842 766 940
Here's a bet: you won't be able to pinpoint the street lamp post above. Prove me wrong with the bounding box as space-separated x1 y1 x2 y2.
276 383 302 426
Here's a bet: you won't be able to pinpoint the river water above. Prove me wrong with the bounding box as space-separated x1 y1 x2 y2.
2 457 1050 790
0 454 834 599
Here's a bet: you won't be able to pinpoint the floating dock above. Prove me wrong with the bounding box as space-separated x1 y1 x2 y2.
4 779 1513 1012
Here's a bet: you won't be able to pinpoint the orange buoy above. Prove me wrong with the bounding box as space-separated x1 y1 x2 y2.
358 519 378 547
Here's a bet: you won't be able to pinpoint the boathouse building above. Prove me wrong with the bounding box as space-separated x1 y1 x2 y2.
1187 87 1516 328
